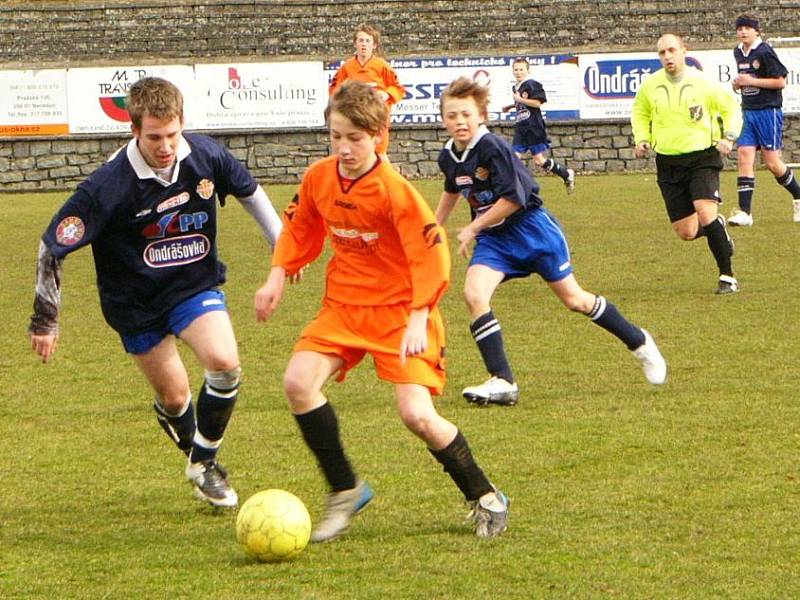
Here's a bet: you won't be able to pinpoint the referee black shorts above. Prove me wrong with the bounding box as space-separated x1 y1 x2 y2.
655 147 724 223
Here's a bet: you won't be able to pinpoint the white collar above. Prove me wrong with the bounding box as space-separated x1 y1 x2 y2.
445 124 490 163
738 37 763 56
126 135 191 186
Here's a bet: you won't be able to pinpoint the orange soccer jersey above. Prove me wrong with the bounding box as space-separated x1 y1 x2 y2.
329 56 406 154
273 156 450 392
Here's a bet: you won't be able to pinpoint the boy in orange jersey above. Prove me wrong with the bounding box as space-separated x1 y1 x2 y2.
255 81 509 542
328 23 405 161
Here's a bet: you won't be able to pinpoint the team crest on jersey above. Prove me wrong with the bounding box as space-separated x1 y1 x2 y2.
752 59 760 69
55 216 85 246
455 175 473 186
689 105 704 122
196 179 215 200
475 167 490 181
157 192 190 213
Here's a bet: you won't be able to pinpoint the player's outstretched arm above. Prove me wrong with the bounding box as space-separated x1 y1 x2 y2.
254 267 287 322
399 307 429 365
29 240 63 363
235 185 283 248
434 191 459 225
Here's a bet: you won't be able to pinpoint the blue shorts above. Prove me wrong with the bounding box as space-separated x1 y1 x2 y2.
470 207 573 282
512 142 550 156
739 108 784 150
120 289 227 355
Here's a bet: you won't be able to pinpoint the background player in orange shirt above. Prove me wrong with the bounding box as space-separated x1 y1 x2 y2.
254 81 509 542
328 23 406 162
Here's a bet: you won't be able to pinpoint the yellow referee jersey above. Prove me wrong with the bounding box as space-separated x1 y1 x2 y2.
631 66 742 155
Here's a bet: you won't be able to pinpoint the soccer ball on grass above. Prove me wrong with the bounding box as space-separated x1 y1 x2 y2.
236 489 311 562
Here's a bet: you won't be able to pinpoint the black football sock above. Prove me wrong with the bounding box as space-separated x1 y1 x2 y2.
429 430 494 502
470 311 514 383
702 217 734 277
776 168 800 200
154 397 195 456
191 370 239 463
737 176 755 213
587 295 646 350
294 402 356 492
543 158 570 181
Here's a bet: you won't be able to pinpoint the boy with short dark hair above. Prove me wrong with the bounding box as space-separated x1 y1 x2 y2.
727 14 800 226
502 57 575 193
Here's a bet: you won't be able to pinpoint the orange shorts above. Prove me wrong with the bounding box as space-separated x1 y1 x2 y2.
294 301 446 395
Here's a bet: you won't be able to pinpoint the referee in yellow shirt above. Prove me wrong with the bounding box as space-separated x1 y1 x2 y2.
631 33 743 294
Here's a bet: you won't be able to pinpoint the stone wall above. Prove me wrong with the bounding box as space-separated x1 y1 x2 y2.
1 0 799 67
3 117 799 192
1 0 799 191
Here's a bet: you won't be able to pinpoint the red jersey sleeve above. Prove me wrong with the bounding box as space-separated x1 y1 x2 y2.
271 169 327 275
378 60 406 106
388 174 450 309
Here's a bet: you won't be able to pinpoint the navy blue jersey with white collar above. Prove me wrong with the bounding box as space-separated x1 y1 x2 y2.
513 78 547 139
734 39 788 109
438 125 544 233
41 132 257 334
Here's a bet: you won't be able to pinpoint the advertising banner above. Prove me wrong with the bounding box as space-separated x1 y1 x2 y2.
0 69 68 136
67 65 197 134
326 54 581 124
194 62 327 129
579 48 799 119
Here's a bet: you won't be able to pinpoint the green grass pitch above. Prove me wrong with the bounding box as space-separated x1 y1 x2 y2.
2 171 799 598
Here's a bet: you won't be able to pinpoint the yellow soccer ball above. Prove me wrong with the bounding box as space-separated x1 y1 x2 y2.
236 489 311 562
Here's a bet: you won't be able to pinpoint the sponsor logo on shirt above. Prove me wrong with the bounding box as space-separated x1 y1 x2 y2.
196 179 215 200
329 225 379 252
55 216 85 246
455 175 473 186
334 199 357 210
156 191 191 213
141 211 209 239
143 234 210 268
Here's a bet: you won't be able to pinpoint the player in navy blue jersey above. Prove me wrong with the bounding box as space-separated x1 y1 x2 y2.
502 58 575 194
28 77 284 508
726 14 800 226
435 78 666 405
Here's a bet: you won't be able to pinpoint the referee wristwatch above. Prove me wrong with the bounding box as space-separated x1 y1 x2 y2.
723 131 737 143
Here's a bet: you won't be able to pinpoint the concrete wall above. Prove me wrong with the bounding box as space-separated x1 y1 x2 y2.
1 0 799 191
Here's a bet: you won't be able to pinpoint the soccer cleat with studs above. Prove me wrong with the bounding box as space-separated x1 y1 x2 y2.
632 329 667 385
715 274 740 295
185 459 238 508
727 209 753 227
466 489 510 538
311 479 373 543
462 376 519 406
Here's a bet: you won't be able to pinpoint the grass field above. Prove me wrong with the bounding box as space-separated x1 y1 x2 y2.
2 171 799 599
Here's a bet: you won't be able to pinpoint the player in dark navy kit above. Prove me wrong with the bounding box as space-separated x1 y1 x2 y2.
435 77 666 406
726 14 800 226
28 77 284 508
502 58 575 194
